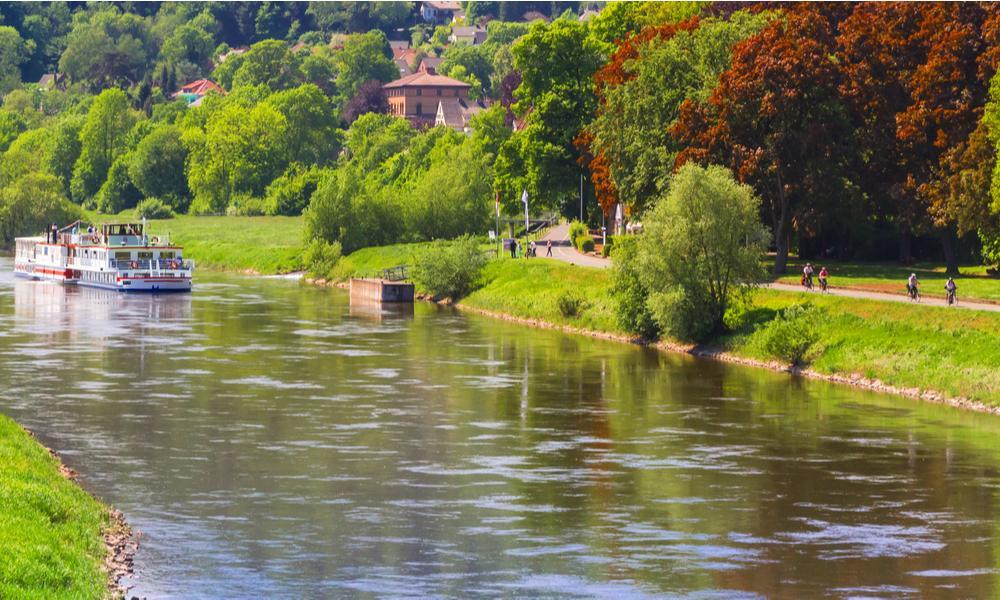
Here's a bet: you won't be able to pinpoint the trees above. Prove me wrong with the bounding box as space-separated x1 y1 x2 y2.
0 173 82 246
58 9 154 91
588 12 770 215
0 26 32 95
495 19 604 213
342 79 389 124
160 10 219 79
333 31 398 106
638 163 768 341
674 7 856 275
265 84 341 165
128 125 189 210
70 89 137 204
230 39 303 91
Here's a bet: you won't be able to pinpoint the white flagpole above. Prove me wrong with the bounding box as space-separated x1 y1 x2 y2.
522 189 529 239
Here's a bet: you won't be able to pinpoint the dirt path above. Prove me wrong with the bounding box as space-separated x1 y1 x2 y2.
540 224 999 312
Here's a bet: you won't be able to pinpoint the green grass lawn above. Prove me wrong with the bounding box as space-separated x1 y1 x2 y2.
0 415 111 599
773 258 1000 303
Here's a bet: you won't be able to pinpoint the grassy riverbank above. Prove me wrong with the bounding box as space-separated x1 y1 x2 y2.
341 244 1000 405
0 415 112 598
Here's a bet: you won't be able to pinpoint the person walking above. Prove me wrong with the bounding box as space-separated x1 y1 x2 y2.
546 239 553 257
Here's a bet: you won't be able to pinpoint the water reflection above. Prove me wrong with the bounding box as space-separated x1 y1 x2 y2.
1 260 999 598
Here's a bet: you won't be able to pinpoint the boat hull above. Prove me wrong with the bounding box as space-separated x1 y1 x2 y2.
15 264 192 292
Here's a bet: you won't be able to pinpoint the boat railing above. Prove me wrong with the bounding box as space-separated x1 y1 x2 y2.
111 259 194 271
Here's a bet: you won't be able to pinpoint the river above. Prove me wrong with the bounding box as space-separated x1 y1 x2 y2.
2 260 1000 598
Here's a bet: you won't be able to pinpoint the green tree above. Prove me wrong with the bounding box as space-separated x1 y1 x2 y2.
185 102 290 214
160 10 219 79
638 163 768 341
0 110 27 153
128 125 189 209
264 164 323 215
333 31 397 106
439 44 492 95
0 25 33 95
230 39 303 91
95 154 141 213
496 19 603 212
70 89 138 204
0 172 82 246
44 115 84 196
0 128 48 186
264 84 341 166
58 9 154 91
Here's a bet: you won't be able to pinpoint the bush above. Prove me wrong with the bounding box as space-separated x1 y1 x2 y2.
304 238 343 280
568 220 587 247
226 194 269 216
610 236 660 339
601 239 613 258
760 303 824 366
557 291 585 318
134 198 175 219
413 236 487 299
264 165 323 216
576 234 595 253
639 163 769 341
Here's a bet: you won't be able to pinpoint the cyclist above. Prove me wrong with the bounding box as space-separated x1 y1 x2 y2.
802 263 814 290
907 273 920 301
945 277 957 305
818 266 829 292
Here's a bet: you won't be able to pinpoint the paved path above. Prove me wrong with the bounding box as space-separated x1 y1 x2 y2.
540 223 612 268
539 224 1000 312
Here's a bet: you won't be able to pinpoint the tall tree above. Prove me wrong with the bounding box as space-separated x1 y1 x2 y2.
674 7 857 274
58 8 155 92
0 25 33 95
333 31 398 107
70 89 138 204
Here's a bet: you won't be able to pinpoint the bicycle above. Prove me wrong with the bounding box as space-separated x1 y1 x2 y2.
819 278 828 293
907 284 920 302
946 289 957 306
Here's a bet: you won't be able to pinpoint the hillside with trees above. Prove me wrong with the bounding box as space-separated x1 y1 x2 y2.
0 1 999 273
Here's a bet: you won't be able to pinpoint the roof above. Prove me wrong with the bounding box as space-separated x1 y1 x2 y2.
450 26 488 43
179 79 224 96
394 58 413 77
418 56 443 72
424 1 462 10
435 98 485 130
522 10 549 22
384 71 472 89
579 9 600 21
38 73 64 87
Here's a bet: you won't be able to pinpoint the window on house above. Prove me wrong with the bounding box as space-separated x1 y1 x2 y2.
417 88 422 96
417 103 422 115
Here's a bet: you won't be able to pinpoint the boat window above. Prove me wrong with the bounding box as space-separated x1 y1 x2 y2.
161 251 175 259
137 251 153 259
115 251 130 260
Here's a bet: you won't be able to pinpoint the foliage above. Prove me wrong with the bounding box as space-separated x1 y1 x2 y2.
333 30 398 106
230 39 303 91
0 172 82 246
0 110 27 153
412 236 487 299
70 88 137 204
264 84 341 165
610 235 660 339
128 124 189 210
568 220 587 247
58 8 154 92
639 163 768 341
759 303 824 366
304 237 343 280
264 164 323 216
95 154 141 213
0 26 32 95
342 79 389 124
556 290 585 318
576 233 595 253
134 197 175 219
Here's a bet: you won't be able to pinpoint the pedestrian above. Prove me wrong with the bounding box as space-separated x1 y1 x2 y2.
508 238 516 259
529 240 536 257
546 239 553 257
516 239 522 258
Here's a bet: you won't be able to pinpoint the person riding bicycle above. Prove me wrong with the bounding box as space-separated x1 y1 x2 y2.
818 266 829 291
945 277 957 304
802 263 814 289
907 273 919 299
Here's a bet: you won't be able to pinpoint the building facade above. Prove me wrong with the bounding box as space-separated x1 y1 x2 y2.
384 71 473 129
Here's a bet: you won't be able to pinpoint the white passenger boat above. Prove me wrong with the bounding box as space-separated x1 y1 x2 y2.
13 220 194 292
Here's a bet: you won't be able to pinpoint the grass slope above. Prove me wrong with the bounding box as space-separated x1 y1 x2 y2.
0 415 110 599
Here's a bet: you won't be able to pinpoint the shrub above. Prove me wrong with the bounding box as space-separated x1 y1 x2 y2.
134 198 175 220
557 291 585 318
568 220 587 247
601 239 613 258
610 236 660 339
576 234 595 253
304 238 343 280
413 235 487 299
226 194 269 216
760 303 823 366
264 164 323 216
639 163 769 341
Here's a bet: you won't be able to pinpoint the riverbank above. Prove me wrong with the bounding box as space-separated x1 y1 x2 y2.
0 414 135 598
323 244 1000 409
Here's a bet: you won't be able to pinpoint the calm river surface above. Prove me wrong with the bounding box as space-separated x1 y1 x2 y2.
2 259 1000 598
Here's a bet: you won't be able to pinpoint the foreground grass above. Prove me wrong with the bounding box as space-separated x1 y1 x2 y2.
773 258 1000 303
0 415 110 599
341 244 1000 405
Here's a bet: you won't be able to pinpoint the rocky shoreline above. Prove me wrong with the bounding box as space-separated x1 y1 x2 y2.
23 426 139 599
307 276 996 416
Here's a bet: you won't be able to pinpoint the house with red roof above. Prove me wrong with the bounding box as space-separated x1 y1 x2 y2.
384 69 483 131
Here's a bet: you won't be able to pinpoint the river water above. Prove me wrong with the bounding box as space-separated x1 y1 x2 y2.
2 260 1000 598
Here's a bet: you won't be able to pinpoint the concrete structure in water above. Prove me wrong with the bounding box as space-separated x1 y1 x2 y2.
350 278 415 303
